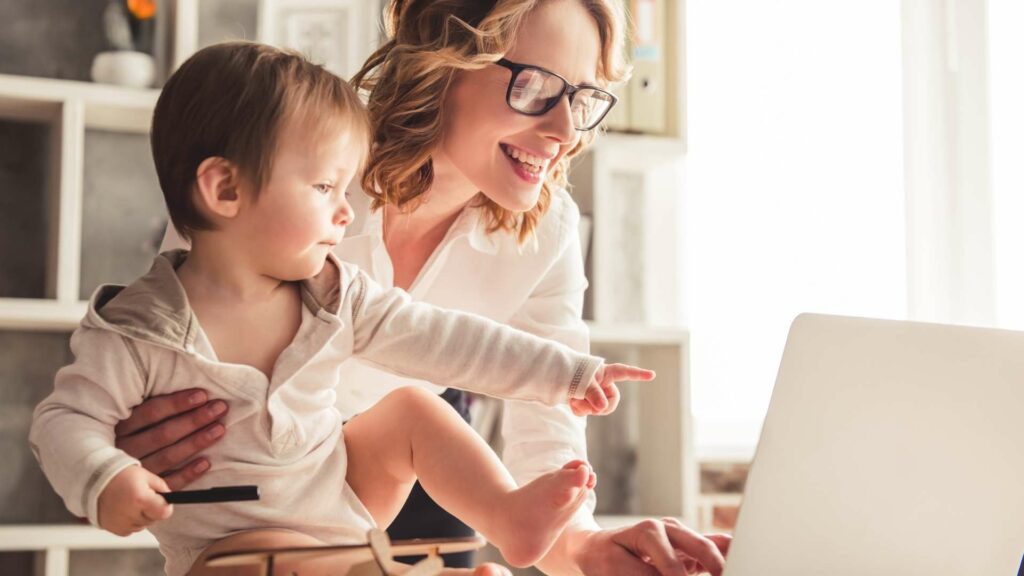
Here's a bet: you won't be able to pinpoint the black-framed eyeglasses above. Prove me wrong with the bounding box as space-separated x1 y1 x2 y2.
495 58 617 131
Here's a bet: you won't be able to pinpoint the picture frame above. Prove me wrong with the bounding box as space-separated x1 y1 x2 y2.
257 0 381 79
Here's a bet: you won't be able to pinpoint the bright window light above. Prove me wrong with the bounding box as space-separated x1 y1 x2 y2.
685 1 906 457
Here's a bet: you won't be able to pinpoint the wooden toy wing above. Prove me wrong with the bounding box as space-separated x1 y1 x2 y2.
204 529 485 575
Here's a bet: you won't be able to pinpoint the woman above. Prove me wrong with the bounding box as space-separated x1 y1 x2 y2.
120 1 730 574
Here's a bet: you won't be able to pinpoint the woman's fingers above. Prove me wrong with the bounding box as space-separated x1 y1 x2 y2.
114 388 210 437
706 533 732 557
661 518 726 576
158 458 213 492
137 419 225 472
116 399 227 464
605 544 662 576
620 519 689 576
576 532 661 576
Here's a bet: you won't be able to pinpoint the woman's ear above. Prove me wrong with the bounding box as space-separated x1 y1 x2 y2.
194 157 243 220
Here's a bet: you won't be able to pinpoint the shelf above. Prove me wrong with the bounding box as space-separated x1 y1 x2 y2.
0 524 157 551
0 73 159 133
587 321 688 346
0 299 86 331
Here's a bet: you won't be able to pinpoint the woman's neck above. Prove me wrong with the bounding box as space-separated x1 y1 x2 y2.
383 154 479 245
381 155 480 290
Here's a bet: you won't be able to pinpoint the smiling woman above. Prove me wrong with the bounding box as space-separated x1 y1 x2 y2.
123 2 731 575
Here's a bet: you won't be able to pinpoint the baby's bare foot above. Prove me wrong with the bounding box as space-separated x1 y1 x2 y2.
493 460 595 567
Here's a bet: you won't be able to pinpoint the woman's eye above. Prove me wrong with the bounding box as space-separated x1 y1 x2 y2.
314 183 333 194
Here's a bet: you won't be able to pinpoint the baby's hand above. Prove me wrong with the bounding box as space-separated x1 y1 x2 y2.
97 465 174 536
570 363 656 416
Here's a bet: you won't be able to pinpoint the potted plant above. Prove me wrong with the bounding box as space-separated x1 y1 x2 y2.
90 0 158 88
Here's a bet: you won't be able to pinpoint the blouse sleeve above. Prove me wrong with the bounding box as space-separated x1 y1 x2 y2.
500 194 600 530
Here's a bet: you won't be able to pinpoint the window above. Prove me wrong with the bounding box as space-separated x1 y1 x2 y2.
990 2 1024 329
685 1 905 457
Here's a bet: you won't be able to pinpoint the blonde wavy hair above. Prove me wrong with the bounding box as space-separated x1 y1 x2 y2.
351 0 630 243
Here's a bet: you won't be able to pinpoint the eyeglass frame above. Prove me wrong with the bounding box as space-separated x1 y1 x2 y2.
494 58 618 131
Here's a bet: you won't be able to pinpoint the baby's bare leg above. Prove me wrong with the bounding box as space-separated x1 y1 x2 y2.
188 529 510 575
344 387 594 568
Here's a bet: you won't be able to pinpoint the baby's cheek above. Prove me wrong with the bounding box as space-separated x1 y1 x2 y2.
264 212 316 246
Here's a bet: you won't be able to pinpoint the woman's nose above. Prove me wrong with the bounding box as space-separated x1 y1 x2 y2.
540 95 578 145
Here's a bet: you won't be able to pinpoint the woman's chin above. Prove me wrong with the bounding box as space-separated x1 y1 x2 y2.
487 186 544 213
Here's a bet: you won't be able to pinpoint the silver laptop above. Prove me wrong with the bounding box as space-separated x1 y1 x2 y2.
724 314 1024 576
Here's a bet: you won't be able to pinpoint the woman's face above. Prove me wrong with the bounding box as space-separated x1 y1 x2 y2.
437 0 602 211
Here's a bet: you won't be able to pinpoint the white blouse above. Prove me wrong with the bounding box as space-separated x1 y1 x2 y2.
335 187 598 528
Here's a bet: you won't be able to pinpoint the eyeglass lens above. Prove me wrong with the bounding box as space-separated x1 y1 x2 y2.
508 67 614 129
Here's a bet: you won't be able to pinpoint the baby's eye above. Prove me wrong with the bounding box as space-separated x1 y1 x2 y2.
313 183 334 194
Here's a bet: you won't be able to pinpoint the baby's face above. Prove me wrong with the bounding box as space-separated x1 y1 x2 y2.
238 115 362 281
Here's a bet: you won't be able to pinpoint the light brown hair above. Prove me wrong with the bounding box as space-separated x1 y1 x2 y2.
352 0 629 244
151 41 370 240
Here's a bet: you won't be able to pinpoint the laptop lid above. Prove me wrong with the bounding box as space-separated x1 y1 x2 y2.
724 314 1024 576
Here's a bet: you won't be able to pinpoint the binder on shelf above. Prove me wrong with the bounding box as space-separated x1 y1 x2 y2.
607 0 680 138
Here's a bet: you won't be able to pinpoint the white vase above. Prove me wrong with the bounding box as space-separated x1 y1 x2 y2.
90 51 155 88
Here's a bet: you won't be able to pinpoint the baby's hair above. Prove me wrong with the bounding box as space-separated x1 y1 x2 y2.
151 41 370 240
351 0 630 244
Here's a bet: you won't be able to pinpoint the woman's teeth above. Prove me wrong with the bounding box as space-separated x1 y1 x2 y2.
502 145 544 174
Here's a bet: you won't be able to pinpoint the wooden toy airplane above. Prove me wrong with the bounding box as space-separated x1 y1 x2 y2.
204 529 487 576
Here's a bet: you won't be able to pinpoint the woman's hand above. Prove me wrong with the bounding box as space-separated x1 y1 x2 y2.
565 518 731 576
114 388 228 490
570 363 656 416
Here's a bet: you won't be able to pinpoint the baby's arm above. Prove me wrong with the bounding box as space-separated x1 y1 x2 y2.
29 327 172 535
344 268 652 412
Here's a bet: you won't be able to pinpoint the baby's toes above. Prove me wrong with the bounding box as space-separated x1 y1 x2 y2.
557 461 591 489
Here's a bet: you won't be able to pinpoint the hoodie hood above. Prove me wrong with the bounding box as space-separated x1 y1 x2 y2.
84 249 344 353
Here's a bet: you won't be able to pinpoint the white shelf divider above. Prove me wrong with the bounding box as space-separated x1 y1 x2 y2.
56 99 84 305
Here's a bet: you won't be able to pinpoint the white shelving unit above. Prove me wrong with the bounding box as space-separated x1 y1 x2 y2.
0 73 161 576
0 73 158 331
0 525 158 576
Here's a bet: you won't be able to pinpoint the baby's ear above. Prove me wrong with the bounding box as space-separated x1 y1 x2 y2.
194 157 242 219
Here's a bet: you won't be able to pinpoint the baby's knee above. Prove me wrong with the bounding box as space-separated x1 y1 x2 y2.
382 386 447 413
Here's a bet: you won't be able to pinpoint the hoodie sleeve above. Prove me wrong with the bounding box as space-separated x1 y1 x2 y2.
29 326 147 527
344 267 603 407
